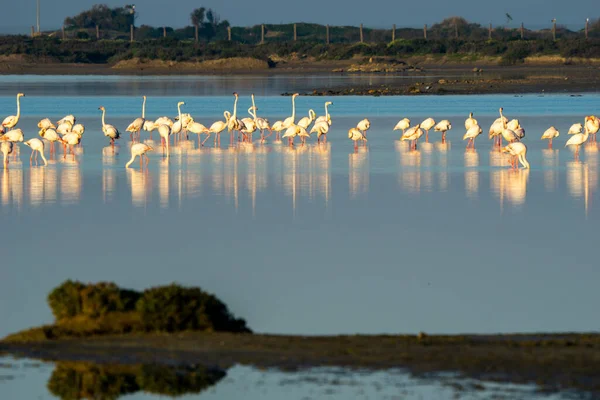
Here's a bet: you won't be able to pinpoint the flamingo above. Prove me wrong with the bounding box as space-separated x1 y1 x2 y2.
507 119 520 131
187 120 210 147
315 101 333 126
143 120 157 140
227 92 244 144
126 96 147 141
465 113 477 130
171 101 185 140
157 124 172 157
565 125 590 160
39 128 61 154
420 117 435 142
585 116 600 142
57 115 75 126
24 138 47 166
282 125 300 146
155 116 174 128
498 108 520 144
568 123 583 135
282 93 299 130
2 93 24 130
463 124 482 149
541 126 559 148
348 127 367 150
99 106 120 149
1 142 13 169
56 121 73 136
489 120 504 147
241 109 257 142
72 123 85 137
357 118 370 138
434 120 452 143
310 120 330 143
126 143 153 168
401 124 423 150
393 118 410 136
59 133 81 159
502 142 530 169
0 128 24 160
37 118 55 131
271 120 285 142
250 94 271 142
297 109 316 130
208 112 229 146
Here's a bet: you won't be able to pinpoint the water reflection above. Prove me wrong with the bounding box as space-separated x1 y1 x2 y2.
493 169 530 209
128 168 151 208
1 167 23 210
566 161 590 215
60 164 82 205
349 147 369 198
47 362 225 400
29 166 58 207
464 149 479 199
542 149 560 192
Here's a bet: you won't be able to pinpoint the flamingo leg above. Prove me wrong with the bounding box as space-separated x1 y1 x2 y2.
202 133 211 146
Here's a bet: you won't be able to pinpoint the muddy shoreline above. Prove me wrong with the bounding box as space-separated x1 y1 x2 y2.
1 60 600 95
2 332 600 394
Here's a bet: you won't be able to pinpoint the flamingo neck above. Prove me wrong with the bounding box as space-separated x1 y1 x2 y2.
126 154 136 168
325 103 329 119
40 149 47 166
101 109 106 127
16 95 21 119
233 96 238 119
291 96 296 122
499 109 506 128
224 111 231 122
177 103 182 122
142 97 146 119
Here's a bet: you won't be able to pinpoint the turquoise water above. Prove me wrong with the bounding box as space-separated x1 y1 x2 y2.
0 75 598 399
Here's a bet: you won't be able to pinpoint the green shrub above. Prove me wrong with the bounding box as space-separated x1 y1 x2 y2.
47 280 86 320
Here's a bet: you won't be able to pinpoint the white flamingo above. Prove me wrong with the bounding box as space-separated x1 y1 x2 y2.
39 128 61 154
315 101 333 126
24 138 47 166
310 120 330 143
401 124 423 150
463 124 482 149
157 124 172 157
126 143 153 168
187 120 210 147
227 92 244 143
465 113 477 130
250 94 271 142
434 120 452 143
393 118 410 135
568 123 583 135
171 101 185 139
541 126 559 149
57 115 75 126
271 120 285 142
56 121 73 136
565 125 589 160
420 117 435 142
282 93 299 130
99 106 120 149
1 142 13 169
502 142 530 169
0 129 24 160
126 96 147 141
2 93 24 130
348 127 367 150
72 123 85 137
59 133 81 159
357 118 371 138
297 109 316 130
585 116 600 142
37 118 55 131
208 112 229 146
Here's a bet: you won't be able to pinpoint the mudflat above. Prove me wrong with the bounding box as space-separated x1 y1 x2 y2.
2 332 600 394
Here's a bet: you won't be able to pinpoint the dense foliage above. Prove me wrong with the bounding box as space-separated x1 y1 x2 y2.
64 4 136 32
46 280 249 335
47 362 226 399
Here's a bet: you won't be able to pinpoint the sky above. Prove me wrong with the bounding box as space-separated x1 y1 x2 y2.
2 0 597 34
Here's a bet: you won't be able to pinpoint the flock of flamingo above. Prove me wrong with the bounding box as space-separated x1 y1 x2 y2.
1 92 599 171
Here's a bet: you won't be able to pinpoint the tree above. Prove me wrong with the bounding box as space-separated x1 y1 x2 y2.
190 7 206 26
64 4 137 32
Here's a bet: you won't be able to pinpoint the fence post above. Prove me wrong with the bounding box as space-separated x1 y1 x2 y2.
130 24 134 42
326 24 330 44
423 24 427 40
585 18 589 40
520 23 524 39
359 23 364 43
96 24 99 39
293 23 297 41
62 25 65 40
552 19 556 41
227 26 232 41
163 26 166 38
195 24 199 43
261 24 265 44
392 24 396 42
488 23 492 40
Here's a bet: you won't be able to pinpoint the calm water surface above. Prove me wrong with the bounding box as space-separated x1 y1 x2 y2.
0 75 598 399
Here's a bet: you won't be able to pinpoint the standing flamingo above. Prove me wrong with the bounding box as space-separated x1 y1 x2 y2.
420 117 435 142
171 102 185 141
37 118 55 131
250 95 271 142
126 96 147 141
39 128 61 155
310 120 330 143
57 115 75 126
401 124 423 150
0 129 24 160
24 138 47 166
463 124 482 149
393 118 410 136
271 120 285 142
541 126 559 148
227 93 244 144
315 101 333 125
282 93 299 130
297 109 316 130
348 128 367 150
434 120 452 143
157 124 172 157
1 142 13 169
126 143 153 168
565 126 590 160
99 106 121 149
2 93 24 130
568 123 583 135
465 113 477 130
357 118 370 139
585 116 600 142
59 133 81 159
208 112 229 146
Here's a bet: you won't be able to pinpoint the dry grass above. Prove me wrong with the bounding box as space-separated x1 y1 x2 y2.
112 57 269 71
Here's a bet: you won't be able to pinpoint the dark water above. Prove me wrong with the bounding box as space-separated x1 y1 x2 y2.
0 77 597 399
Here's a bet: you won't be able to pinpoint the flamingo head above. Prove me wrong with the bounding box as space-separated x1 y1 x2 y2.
326 101 333 106
293 93 299 98
98 106 105 111
143 95 146 100
146 146 154 152
233 92 238 98
17 93 24 98
178 101 185 106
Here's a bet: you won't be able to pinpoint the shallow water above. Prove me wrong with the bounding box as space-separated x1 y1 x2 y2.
0 357 572 400
1 80 599 341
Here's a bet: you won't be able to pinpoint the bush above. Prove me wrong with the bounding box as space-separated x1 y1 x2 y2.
136 284 249 333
